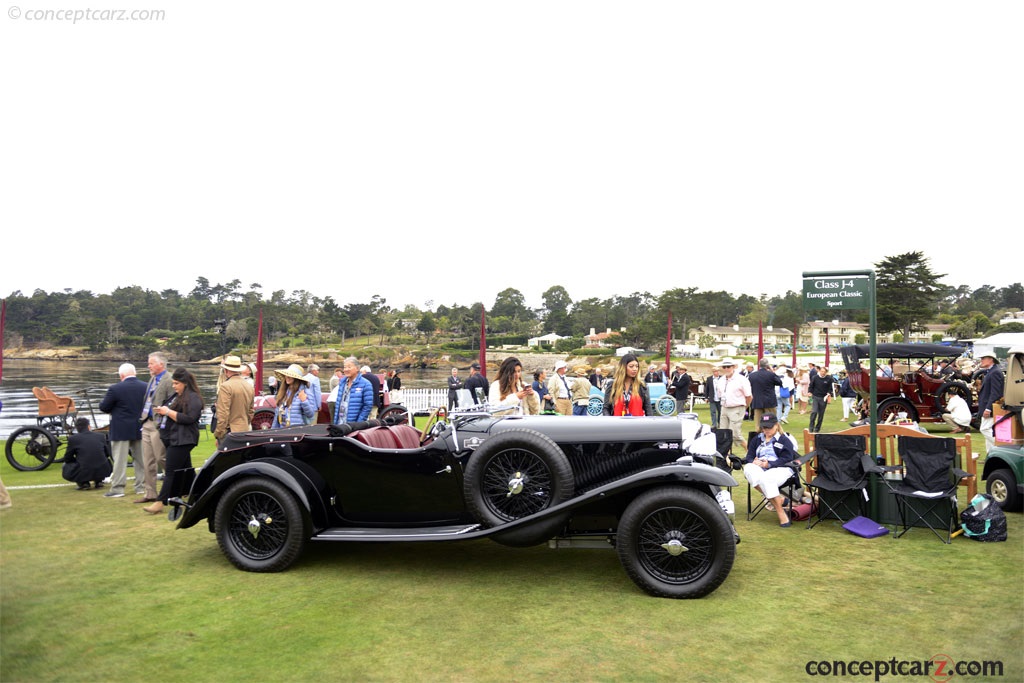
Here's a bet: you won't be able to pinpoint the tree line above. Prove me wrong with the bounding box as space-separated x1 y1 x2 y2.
2 253 1021 360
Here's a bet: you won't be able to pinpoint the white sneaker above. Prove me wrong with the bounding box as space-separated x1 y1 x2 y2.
103 491 125 498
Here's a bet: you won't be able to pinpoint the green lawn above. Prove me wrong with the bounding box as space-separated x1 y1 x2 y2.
2 404 1022 683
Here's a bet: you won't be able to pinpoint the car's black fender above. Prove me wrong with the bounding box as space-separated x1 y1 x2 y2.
475 461 737 538
178 457 331 533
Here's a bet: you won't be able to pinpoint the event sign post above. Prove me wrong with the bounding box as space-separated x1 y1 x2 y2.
802 270 878 515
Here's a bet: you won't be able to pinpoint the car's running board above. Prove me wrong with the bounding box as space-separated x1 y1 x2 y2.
313 524 483 542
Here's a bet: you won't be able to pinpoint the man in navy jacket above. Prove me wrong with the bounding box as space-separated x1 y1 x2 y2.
976 352 1005 452
748 358 782 427
98 363 147 498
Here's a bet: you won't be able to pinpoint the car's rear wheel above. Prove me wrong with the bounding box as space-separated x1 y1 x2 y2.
986 469 1021 511
877 397 917 424
463 429 574 547
379 404 409 425
251 408 276 431
214 477 308 572
616 486 735 599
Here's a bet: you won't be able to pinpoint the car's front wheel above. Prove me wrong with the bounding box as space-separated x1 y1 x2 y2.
986 469 1022 511
616 486 736 599
214 477 309 572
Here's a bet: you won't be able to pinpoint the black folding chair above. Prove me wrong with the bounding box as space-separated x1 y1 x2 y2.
804 434 873 529
884 436 967 544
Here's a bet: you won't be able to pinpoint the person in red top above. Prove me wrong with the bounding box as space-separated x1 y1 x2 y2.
603 353 652 416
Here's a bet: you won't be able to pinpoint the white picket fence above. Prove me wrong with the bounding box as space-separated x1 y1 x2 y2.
393 388 449 414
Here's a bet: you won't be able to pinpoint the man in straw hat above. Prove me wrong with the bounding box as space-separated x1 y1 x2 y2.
718 358 752 450
213 355 255 445
570 366 593 415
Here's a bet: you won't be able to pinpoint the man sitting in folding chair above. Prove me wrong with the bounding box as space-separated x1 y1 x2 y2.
741 414 799 527
882 436 970 544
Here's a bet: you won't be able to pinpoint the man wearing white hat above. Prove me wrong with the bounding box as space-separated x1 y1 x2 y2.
548 360 573 416
718 358 752 450
976 352 1005 452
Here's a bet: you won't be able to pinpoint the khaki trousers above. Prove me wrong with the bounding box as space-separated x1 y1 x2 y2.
140 420 167 499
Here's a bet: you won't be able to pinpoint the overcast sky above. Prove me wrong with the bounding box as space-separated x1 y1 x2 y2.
2 1 1021 312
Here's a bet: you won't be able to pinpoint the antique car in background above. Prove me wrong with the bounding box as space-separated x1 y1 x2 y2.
172 410 739 599
839 343 976 425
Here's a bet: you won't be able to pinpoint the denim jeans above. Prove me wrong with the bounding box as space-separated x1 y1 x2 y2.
777 396 791 421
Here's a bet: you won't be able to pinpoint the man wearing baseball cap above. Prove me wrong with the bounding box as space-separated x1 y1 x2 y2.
975 352 1005 452
464 362 489 405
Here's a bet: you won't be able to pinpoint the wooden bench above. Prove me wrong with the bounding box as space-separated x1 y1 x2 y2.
32 387 76 417
802 424 977 500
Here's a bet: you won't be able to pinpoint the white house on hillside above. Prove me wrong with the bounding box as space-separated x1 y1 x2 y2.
528 332 567 348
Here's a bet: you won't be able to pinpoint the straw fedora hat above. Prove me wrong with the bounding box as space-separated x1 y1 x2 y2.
220 355 245 373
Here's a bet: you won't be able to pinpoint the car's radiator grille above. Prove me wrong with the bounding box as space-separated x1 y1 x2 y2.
564 443 668 492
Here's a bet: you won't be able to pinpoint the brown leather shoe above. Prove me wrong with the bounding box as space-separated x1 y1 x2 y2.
142 502 164 515
133 497 158 504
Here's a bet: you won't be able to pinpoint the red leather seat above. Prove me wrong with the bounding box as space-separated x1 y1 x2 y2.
351 426 421 450
351 427 396 449
390 425 422 449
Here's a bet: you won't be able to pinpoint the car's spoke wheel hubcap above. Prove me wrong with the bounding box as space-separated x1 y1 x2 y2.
230 492 287 560
638 507 713 584
481 449 553 521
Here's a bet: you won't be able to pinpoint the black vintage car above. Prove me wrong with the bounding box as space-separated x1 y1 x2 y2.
173 411 739 598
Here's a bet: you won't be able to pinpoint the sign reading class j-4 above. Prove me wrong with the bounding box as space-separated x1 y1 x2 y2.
803 276 871 310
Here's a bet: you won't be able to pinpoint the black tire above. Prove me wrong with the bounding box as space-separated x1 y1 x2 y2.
877 397 917 424
251 408 276 431
933 380 972 411
463 429 574 547
5 426 60 471
616 486 736 599
214 477 309 572
379 404 409 425
986 469 1022 512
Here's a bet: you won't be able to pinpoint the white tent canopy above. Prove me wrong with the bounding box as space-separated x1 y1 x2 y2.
971 333 1024 362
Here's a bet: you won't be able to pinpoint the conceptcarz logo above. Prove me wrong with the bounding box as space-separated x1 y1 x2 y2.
803 654 1004 681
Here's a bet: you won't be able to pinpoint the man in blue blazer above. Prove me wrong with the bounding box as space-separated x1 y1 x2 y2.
98 363 148 498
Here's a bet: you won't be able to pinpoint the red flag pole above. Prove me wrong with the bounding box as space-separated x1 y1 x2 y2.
255 309 264 395
0 299 6 385
0 299 6 384
825 326 831 370
758 320 764 361
665 311 672 375
792 326 798 369
479 309 487 380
